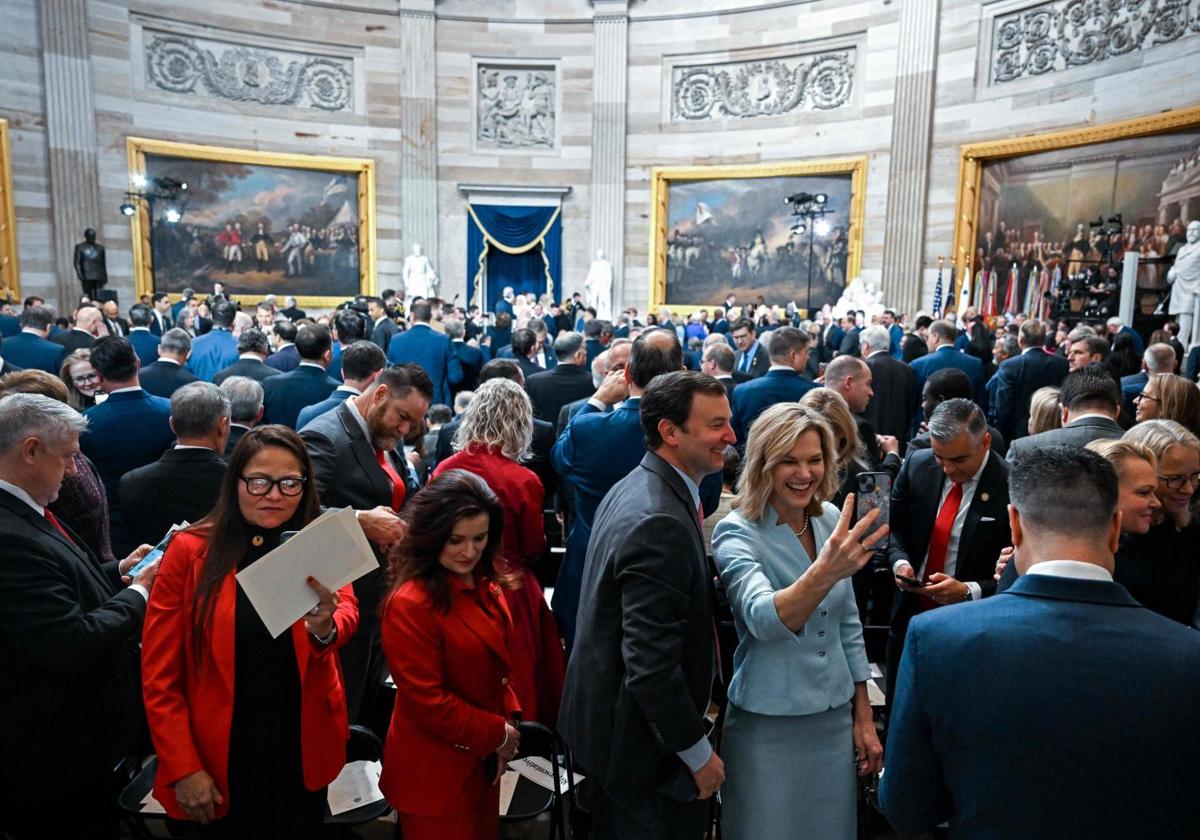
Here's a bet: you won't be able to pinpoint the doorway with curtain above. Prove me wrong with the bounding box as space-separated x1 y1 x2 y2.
466 203 562 312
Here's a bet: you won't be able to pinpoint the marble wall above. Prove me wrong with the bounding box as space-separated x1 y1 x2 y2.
2 0 1198 315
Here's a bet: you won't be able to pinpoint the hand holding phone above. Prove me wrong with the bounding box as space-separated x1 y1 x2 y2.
853 472 892 551
895 574 926 588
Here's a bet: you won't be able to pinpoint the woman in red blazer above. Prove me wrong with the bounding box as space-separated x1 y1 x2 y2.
381 469 522 840
432 377 565 724
141 426 358 838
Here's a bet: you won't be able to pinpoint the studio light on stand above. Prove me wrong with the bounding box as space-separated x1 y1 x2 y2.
787 191 832 310
119 175 187 226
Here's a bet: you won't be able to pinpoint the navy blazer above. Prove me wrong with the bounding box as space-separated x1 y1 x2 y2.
880 572 1200 838
265 344 301 372
0 313 19 337
551 398 721 646
991 348 1069 441
80 389 174 554
3 331 65 374
213 356 282 385
185 328 238 382
730 368 816 447
910 345 987 424
296 387 356 431
139 359 198 399
452 340 484 395
1120 370 1147 414
127 329 160 367
386 323 462 406
262 363 340 429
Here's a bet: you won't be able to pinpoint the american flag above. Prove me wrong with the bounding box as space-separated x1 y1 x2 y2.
944 265 957 317
932 264 944 316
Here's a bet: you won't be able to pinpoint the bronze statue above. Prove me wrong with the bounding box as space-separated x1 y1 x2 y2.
73 228 107 299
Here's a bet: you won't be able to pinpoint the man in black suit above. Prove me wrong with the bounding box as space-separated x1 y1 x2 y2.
908 368 1009 458
885 398 1012 708
700 340 737 401
100 300 129 337
861 324 916 444
279 295 307 322
992 319 1069 441
837 313 862 357
560 371 734 838
213 328 282 385
525 331 593 423
139 327 199 399
51 304 103 354
149 292 173 336
367 296 398 353
119 381 230 547
583 318 610 368
730 317 770 379
1006 365 1124 464
0 393 159 838
301 364 432 726
510 326 544 382
446 317 483 396
219 375 264 457
262 324 340 428
265 320 301 372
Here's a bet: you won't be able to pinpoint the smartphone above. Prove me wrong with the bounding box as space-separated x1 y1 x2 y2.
127 521 188 577
854 472 892 551
895 574 926 588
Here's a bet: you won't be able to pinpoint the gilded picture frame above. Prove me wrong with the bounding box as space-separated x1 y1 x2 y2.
648 157 867 317
0 118 19 303
126 137 376 309
951 105 1200 304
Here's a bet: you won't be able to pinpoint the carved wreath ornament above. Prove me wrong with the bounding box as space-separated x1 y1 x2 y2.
146 35 354 112
992 0 1200 84
674 52 854 121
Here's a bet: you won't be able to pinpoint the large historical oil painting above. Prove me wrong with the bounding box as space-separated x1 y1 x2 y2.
649 159 866 314
127 138 375 306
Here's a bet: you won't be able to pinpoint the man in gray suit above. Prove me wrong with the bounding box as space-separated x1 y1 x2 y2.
559 370 736 839
1005 365 1124 464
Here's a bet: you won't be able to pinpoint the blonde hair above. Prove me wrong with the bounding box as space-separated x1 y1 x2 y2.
733 402 838 522
453 377 532 461
798 387 865 475
1147 373 1200 434
1085 438 1158 480
1028 386 1062 435
1123 419 1200 527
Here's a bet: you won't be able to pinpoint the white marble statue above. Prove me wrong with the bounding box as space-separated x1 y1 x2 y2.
1168 220 1200 346
584 249 613 319
830 276 886 321
402 244 439 300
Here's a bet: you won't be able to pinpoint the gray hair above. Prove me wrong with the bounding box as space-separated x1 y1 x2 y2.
444 318 465 340
860 325 890 354
160 328 192 355
703 342 735 373
170 382 231 438
928 397 987 442
453 377 532 461
554 330 584 359
1144 342 1177 374
20 305 55 331
218 376 263 424
1066 324 1097 343
453 390 474 414
1001 336 1020 359
0 393 88 453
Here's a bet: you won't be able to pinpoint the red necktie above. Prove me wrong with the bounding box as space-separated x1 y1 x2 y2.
921 481 963 611
375 448 406 512
44 508 73 544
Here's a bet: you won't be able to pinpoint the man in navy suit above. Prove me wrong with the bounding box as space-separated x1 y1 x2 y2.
328 309 367 382
386 300 461 406
170 287 194 322
1106 314 1144 357
583 319 608 369
265 320 301 372
139 328 198 399
212 328 282 385
880 446 1200 839
730 317 770 379
262 324 340 428
992 319 1069 441
296 340 386 430
0 310 19 337
910 319 986 428
446 318 483 396
551 328 721 648
148 292 173 336
125 304 161 366
4 305 65 373
730 327 815 447
1119 342 1174 414
81 336 174 555
186 300 238 381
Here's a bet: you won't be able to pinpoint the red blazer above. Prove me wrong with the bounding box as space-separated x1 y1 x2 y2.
141 530 359 821
380 575 521 817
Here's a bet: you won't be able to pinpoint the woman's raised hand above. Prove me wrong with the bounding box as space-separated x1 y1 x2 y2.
814 494 889 582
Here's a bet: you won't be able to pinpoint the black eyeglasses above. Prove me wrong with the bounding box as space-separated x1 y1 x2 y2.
1133 391 1160 404
240 475 307 496
1156 471 1200 491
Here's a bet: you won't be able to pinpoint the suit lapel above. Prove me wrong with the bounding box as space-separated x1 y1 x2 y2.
337 403 392 506
0 490 109 588
451 585 512 668
640 452 704 540
957 452 1004 561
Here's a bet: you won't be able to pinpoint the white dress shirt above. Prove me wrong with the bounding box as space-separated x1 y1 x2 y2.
1025 559 1113 582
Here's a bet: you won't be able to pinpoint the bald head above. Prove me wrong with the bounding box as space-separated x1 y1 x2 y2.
824 355 873 413
1144 343 1176 375
74 306 103 335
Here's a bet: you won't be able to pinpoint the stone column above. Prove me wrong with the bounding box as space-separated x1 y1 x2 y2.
39 0 102 310
399 0 439 272
881 0 941 316
589 0 630 309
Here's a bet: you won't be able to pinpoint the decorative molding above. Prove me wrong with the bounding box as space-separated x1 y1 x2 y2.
472 60 560 153
670 46 856 122
457 184 573 208
142 30 355 112
989 0 1200 85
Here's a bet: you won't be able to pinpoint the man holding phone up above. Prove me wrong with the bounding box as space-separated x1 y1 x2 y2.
883 399 1011 711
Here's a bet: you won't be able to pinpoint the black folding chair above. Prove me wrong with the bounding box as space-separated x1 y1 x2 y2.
501 721 572 839
116 755 161 839
324 724 392 827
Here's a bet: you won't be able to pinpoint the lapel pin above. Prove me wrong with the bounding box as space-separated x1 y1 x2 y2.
980 492 990 503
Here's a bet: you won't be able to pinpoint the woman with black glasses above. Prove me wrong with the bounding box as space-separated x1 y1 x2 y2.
142 425 359 838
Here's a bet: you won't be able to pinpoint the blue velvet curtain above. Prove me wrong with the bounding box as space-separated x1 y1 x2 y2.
466 204 562 311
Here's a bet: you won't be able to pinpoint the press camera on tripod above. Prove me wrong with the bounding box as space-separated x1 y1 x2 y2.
1048 212 1124 319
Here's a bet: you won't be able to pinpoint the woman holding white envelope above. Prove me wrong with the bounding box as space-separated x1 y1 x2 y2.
141 425 359 838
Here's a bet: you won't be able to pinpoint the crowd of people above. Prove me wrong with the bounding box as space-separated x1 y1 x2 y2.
0 282 1198 839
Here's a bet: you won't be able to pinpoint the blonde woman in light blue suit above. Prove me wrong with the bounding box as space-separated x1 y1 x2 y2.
713 402 885 840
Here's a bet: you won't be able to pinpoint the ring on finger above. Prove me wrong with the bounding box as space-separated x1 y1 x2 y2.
859 540 871 552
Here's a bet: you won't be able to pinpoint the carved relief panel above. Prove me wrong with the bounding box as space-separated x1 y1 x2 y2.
472 61 560 152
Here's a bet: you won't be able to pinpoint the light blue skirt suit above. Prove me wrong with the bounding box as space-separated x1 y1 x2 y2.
712 501 872 840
